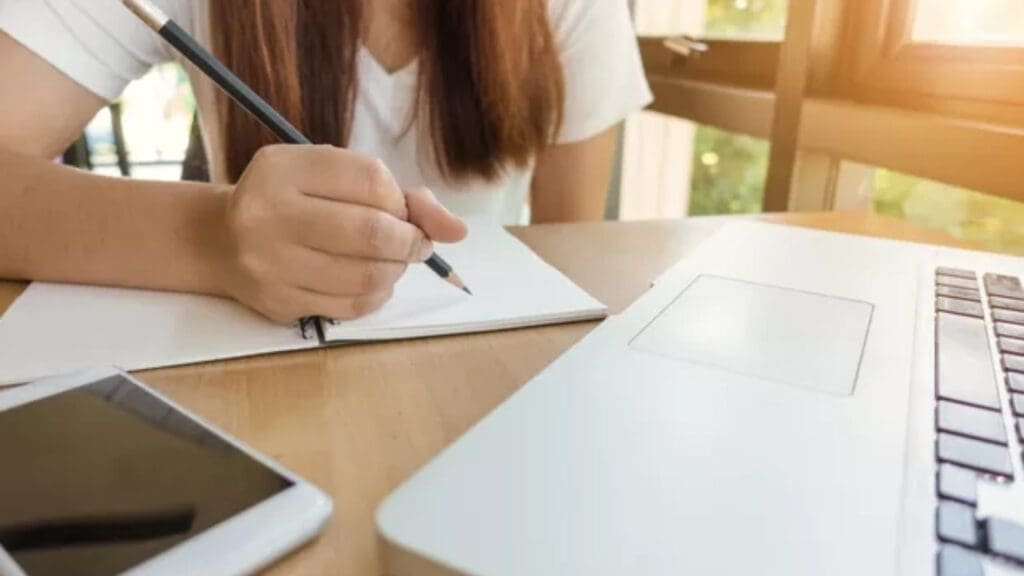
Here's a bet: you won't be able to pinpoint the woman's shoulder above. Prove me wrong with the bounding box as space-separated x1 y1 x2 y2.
544 0 641 61
545 0 633 40
78 0 202 35
542 0 653 144
0 0 201 101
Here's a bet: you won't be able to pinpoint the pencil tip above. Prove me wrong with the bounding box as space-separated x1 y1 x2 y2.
445 272 472 295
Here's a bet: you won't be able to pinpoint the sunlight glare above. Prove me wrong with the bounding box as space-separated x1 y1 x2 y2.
913 0 1024 46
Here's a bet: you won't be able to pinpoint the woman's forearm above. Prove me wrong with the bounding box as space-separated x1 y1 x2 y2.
0 148 231 295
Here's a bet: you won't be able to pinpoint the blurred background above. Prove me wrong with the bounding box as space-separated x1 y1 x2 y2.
74 0 1024 254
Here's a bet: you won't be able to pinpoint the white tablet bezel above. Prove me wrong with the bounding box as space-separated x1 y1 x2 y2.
0 367 333 576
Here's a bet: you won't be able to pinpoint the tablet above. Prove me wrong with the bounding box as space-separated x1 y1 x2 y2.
0 368 332 576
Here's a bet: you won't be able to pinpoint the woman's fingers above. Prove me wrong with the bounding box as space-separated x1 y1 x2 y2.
253 144 409 219
405 187 468 243
289 195 433 262
223 146 467 325
292 187 465 260
284 247 408 297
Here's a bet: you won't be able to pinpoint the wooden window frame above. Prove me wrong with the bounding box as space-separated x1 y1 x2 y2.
839 0 1024 125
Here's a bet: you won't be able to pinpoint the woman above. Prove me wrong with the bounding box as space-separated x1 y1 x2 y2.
0 0 651 324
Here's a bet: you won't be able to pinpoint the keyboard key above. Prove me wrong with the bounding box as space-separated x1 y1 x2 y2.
938 268 977 280
937 500 979 547
1009 372 1024 393
991 297 1024 313
988 286 1024 300
1005 354 1024 373
938 286 982 302
937 297 984 319
987 518 1024 563
939 464 978 505
937 433 1014 477
939 276 980 290
997 323 1024 340
937 401 1007 444
1013 394 1024 416
938 544 982 576
936 313 1001 410
985 273 1023 290
1018 419 1024 441
1000 338 1024 356
994 309 1024 326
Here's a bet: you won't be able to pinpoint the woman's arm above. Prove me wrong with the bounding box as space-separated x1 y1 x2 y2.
529 125 620 223
0 32 465 323
0 31 230 294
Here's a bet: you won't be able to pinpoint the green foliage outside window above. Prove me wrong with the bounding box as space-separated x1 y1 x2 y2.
874 171 1024 254
688 0 783 216
689 126 767 215
705 0 788 38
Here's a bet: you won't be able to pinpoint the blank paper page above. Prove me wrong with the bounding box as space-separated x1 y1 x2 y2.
0 223 605 386
322 223 607 341
0 284 313 386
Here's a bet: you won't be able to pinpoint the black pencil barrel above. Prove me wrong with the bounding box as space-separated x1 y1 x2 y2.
424 254 453 278
159 21 309 145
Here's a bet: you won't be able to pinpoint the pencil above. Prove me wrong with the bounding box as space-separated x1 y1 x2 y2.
121 0 471 340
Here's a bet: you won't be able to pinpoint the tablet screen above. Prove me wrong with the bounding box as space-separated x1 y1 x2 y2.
0 374 293 576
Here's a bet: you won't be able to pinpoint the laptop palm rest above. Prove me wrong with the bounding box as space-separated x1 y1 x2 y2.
629 275 873 396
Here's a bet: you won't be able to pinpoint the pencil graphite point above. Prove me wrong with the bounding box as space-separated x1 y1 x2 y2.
445 271 471 295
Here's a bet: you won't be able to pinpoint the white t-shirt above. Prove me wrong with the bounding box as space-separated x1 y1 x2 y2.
0 0 652 224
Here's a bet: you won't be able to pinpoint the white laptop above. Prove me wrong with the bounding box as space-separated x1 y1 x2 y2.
376 220 1024 576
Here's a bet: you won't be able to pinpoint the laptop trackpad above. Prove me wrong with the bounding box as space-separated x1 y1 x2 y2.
630 275 873 396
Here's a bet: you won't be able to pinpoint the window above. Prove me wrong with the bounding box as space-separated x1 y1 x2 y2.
619 115 768 219
843 0 1024 117
631 0 787 38
690 125 767 215
618 0 782 219
705 0 787 39
81 63 195 181
633 0 1024 256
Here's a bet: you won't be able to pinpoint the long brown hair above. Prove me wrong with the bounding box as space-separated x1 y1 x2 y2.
210 1 565 183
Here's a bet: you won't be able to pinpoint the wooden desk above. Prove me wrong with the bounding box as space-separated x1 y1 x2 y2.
0 212 985 575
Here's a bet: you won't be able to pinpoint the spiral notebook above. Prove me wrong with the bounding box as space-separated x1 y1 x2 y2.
0 223 606 386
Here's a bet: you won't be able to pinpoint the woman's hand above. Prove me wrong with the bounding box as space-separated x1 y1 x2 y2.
217 144 467 324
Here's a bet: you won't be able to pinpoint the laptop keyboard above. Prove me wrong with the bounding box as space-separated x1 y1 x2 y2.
934 269 1024 574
